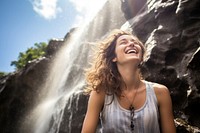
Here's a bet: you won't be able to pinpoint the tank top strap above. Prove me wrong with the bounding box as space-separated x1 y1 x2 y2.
145 81 158 105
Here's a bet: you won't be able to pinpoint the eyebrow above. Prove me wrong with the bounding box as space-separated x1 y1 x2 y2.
119 38 127 42
118 37 136 43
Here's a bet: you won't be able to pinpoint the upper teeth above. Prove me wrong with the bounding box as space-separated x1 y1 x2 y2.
126 49 136 54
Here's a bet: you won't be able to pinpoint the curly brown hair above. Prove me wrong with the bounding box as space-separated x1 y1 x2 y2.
85 29 145 96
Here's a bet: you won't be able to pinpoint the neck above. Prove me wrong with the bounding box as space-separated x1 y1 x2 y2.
117 63 141 90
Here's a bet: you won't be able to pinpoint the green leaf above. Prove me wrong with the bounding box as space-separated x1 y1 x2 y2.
11 42 47 70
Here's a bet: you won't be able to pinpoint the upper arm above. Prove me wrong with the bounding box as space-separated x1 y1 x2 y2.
154 84 176 133
81 90 105 133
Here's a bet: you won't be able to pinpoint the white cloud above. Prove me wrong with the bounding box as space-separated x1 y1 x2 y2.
30 0 62 20
69 0 107 26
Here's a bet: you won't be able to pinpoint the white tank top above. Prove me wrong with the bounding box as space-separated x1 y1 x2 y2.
100 81 160 133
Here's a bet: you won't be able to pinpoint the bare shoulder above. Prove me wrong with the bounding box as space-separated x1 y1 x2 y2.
151 82 171 106
90 89 106 97
152 82 170 95
89 89 106 106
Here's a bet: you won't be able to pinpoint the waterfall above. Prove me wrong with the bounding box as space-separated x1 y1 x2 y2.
32 27 88 133
25 1 110 133
21 0 147 132
35 25 90 133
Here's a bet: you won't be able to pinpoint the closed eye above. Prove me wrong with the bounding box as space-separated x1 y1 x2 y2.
120 41 127 45
119 40 128 45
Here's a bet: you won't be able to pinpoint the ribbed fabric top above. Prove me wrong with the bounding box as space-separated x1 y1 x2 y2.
100 81 160 133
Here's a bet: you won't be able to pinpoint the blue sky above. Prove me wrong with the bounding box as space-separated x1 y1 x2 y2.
0 0 107 73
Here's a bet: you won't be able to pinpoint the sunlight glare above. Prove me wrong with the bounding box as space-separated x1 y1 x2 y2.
69 0 108 26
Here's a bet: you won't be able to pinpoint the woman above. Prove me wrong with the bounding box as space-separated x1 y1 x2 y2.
82 29 176 133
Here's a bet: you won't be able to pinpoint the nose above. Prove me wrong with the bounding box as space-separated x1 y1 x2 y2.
128 41 135 47
128 39 139 47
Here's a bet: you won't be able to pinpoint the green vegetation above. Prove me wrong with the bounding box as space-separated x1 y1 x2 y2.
11 42 47 70
0 71 7 77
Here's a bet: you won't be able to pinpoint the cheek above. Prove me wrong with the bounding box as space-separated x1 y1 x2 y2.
114 50 122 60
137 45 144 60
140 51 144 61
115 45 123 55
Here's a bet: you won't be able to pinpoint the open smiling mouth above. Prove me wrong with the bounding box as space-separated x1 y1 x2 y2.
125 49 137 54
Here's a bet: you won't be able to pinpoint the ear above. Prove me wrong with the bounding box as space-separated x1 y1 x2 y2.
112 57 117 62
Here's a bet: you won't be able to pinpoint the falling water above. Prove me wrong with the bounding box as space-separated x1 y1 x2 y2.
32 28 88 133
21 0 148 132
25 1 110 133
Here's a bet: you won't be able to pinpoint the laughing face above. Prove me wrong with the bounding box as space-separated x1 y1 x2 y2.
112 34 144 66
